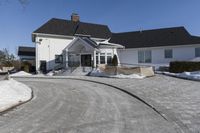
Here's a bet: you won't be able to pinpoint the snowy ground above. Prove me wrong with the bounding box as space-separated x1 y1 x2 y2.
0 79 32 112
10 71 32 77
159 71 200 81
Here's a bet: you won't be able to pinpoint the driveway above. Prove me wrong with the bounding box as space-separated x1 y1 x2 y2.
75 74 200 133
0 75 5 80
0 78 177 133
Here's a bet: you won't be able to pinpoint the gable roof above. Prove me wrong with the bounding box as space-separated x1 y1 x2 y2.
33 18 111 40
18 46 35 56
109 27 200 48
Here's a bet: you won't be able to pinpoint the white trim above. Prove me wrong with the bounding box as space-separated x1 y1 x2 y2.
64 37 99 52
32 33 107 42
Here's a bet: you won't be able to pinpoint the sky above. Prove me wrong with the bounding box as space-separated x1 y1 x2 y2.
0 0 200 55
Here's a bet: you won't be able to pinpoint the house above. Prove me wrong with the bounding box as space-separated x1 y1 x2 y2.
29 13 200 73
18 46 36 72
110 27 200 67
32 13 123 73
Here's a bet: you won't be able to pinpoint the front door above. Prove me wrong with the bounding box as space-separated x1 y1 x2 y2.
81 54 92 67
40 61 47 73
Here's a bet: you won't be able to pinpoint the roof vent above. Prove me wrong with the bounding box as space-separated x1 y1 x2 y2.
71 13 80 22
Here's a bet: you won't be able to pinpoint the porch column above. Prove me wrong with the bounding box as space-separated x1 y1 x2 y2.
65 50 69 68
93 50 96 68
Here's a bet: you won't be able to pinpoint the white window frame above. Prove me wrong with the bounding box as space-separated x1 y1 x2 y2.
164 49 173 59
138 50 152 63
195 47 200 57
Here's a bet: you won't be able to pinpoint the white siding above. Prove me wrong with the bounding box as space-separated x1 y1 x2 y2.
118 44 200 66
35 36 73 71
117 49 138 65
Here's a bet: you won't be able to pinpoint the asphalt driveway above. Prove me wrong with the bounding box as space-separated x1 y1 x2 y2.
0 78 177 133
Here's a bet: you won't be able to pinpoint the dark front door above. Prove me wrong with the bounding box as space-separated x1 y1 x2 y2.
40 61 47 73
81 54 91 67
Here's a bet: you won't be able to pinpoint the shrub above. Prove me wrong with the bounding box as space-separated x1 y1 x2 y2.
112 54 118 66
169 61 200 73
21 61 32 73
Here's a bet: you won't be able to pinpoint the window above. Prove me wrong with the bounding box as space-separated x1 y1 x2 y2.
138 50 152 63
100 53 105 64
195 47 200 57
55 55 63 63
107 53 112 65
165 49 173 58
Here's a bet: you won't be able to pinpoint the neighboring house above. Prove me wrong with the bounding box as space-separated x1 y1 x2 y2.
29 13 200 73
18 46 36 71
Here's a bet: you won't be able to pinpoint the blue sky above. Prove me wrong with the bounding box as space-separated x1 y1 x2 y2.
0 0 200 55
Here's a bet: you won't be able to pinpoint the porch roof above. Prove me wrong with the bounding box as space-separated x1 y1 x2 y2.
64 37 124 52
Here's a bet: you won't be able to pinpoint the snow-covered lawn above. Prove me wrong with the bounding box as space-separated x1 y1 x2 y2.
0 79 32 112
89 68 145 79
161 71 200 81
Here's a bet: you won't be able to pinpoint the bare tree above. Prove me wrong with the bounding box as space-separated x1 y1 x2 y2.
0 0 29 7
18 0 29 7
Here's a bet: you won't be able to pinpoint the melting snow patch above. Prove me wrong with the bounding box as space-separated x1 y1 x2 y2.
46 71 54 76
163 71 200 81
0 79 32 112
178 71 200 80
10 71 32 76
111 74 145 79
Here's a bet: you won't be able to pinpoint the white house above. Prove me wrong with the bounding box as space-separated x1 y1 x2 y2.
30 13 200 73
109 27 200 67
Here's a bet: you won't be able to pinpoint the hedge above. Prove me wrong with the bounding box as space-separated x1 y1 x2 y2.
169 61 200 73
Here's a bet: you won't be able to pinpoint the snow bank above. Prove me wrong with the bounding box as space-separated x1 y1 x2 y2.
89 68 145 79
190 57 200 62
0 79 32 112
178 71 200 80
11 71 32 76
162 71 200 81
46 71 54 76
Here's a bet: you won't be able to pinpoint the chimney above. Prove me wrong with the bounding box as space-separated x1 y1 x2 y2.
71 13 80 22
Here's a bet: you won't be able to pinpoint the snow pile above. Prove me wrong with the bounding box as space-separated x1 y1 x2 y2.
89 68 145 79
111 74 145 79
178 71 200 80
46 71 54 76
163 71 200 81
190 57 200 62
0 79 32 112
10 71 32 76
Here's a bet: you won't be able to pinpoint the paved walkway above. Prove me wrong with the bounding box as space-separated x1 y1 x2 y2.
75 74 200 133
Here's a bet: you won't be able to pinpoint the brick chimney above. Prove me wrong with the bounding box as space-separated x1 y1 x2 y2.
71 13 80 22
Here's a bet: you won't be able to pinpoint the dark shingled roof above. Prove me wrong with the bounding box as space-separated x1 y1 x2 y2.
18 46 35 56
33 18 111 40
109 27 200 48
